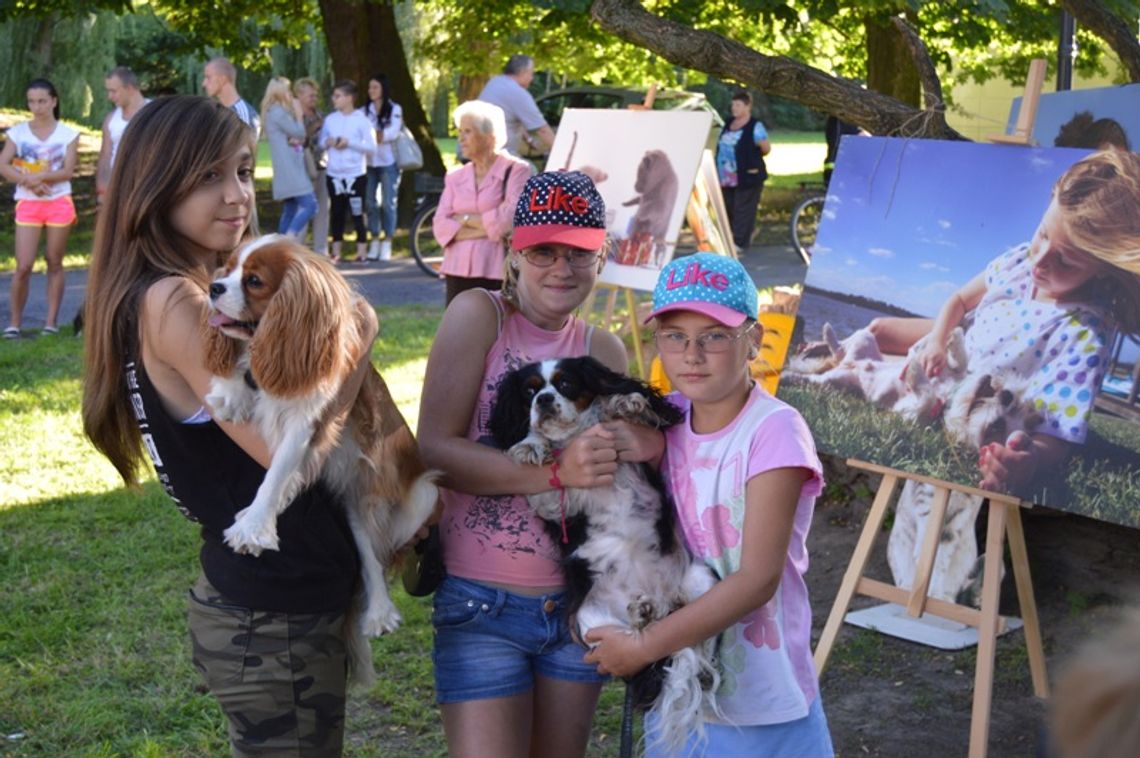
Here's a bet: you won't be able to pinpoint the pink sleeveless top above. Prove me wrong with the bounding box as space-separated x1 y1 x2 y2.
440 291 593 586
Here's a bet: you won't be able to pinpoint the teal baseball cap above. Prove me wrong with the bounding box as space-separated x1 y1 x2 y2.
646 252 758 327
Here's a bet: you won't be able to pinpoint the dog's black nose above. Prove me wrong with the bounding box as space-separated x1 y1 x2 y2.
209 282 226 300
535 393 555 409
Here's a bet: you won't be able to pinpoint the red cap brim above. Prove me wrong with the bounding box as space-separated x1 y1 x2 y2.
511 224 606 251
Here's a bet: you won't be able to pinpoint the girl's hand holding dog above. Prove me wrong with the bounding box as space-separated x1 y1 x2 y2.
602 420 665 466
556 426 621 488
583 625 654 678
919 340 948 378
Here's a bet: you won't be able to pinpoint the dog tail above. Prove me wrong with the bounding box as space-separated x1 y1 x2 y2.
345 597 377 689
645 646 720 754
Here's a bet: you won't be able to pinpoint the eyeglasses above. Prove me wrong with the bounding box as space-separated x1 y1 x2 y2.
654 324 754 354
520 247 600 269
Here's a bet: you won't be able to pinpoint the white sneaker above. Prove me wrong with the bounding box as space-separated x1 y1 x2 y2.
379 239 392 261
366 239 381 261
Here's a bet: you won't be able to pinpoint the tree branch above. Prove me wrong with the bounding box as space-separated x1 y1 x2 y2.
890 15 948 137
589 0 966 140
1061 0 1140 82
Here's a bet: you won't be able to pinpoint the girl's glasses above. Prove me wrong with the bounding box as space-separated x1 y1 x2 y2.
520 248 600 269
655 324 754 354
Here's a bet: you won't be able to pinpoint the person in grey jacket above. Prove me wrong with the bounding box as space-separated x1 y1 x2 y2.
260 76 317 237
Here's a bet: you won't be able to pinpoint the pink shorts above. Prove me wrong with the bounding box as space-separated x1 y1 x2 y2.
15 195 77 227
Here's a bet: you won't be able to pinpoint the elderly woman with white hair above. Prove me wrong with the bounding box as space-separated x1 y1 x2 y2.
433 100 533 304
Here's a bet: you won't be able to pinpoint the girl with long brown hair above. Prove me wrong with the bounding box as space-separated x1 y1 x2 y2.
82 95 375 754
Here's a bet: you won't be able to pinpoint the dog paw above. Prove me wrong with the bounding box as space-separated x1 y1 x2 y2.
508 439 547 466
606 393 650 421
223 508 280 556
206 391 253 423
360 601 402 637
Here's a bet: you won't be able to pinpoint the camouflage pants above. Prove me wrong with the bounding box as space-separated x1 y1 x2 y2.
187 575 348 756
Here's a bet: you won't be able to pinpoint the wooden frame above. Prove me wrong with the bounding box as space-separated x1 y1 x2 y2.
814 460 1049 757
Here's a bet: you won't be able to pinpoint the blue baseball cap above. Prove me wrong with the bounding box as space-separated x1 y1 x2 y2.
646 252 758 327
512 171 606 251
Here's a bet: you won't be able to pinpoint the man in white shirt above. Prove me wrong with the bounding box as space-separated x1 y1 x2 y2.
202 57 260 134
95 66 150 201
477 55 554 158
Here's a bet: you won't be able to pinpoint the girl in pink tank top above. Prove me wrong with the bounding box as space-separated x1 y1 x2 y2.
418 171 668 758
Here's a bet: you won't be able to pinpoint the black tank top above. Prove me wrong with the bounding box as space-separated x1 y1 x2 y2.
127 355 359 614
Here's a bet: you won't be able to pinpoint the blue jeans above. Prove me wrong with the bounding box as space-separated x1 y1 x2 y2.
431 576 607 704
278 192 318 236
366 164 400 239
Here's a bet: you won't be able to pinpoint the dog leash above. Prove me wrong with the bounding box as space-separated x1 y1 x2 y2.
620 679 638 756
547 457 569 544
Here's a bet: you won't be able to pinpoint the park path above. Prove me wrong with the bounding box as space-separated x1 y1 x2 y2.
0 244 807 336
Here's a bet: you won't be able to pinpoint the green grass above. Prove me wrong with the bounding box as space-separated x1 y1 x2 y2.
0 308 642 756
778 383 1140 528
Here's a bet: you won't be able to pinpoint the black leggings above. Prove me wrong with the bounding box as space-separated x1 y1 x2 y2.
327 174 369 243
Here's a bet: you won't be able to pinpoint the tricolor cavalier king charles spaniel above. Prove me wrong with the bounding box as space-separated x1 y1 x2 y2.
203 235 438 684
489 356 720 750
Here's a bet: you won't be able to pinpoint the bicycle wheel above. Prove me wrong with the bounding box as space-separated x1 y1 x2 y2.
790 195 826 263
410 201 444 278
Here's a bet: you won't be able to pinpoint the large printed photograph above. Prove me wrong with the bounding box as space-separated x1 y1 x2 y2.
545 109 712 291
776 136 1140 530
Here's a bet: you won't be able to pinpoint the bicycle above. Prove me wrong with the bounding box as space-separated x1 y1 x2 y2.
789 179 827 264
409 173 446 278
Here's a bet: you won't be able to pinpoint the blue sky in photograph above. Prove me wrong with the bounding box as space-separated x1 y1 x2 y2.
809 137 1092 317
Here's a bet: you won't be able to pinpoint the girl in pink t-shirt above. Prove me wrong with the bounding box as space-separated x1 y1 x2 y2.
586 253 834 756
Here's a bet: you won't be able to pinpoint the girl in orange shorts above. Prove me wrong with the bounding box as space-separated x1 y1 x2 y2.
0 78 79 338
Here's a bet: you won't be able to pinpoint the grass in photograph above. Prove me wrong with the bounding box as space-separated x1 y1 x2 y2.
778 383 1140 528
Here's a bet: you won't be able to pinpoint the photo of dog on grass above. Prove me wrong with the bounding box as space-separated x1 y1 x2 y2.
776 138 1140 547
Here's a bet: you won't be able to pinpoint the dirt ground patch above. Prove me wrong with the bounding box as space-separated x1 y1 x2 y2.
811 457 1140 756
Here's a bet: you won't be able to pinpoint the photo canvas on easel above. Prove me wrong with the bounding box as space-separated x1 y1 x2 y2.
777 136 1140 530
546 109 712 291
1007 82 1140 149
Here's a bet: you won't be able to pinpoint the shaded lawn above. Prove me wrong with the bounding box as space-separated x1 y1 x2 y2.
0 307 640 756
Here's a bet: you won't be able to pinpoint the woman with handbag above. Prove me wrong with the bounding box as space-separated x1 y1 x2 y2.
363 73 403 261
432 100 531 304
259 76 318 239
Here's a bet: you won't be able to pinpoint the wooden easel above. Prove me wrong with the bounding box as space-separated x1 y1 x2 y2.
814 460 1049 757
988 58 1047 145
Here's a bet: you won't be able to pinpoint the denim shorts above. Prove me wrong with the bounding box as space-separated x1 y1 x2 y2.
431 575 607 704
644 696 834 757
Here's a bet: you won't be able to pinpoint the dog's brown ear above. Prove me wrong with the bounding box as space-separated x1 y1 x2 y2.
202 320 243 377
251 249 354 398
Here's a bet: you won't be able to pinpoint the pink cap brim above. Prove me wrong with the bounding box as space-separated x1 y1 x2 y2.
644 302 747 327
511 224 606 251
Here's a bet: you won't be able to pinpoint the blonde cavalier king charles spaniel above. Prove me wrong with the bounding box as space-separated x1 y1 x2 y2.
204 234 438 685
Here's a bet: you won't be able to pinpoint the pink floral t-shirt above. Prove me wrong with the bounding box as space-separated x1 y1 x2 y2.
663 383 823 726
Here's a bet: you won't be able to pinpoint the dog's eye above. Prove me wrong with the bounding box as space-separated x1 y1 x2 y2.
523 386 537 399
555 378 578 395
244 275 263 289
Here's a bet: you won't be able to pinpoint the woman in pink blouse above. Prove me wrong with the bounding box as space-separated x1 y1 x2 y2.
433 100 532 304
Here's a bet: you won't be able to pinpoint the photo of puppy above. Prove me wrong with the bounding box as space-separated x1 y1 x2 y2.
203 234 439 684
618 149 679 267
783 323 969 424
488 356 719 750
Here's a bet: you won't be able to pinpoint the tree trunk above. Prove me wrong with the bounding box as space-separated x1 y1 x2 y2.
457 74 488 105
1061 0 1140 82
865 14 920 108
318 0 446 226
589 0 964 139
